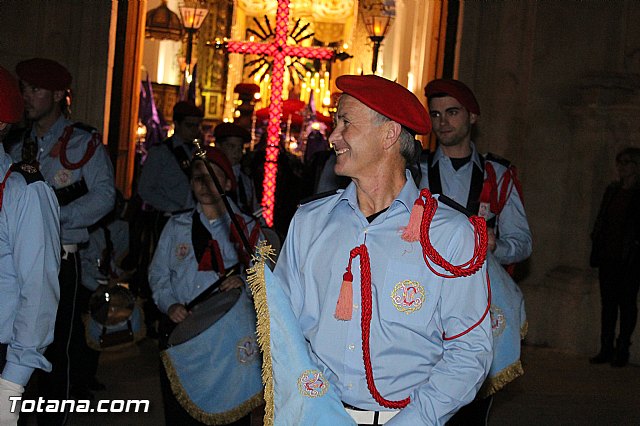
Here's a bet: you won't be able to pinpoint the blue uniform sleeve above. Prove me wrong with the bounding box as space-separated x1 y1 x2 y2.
59 143 115 230
148 219 181 314
388 221 493 425
4 181 60 386
273 215 304 318
492 175 532 265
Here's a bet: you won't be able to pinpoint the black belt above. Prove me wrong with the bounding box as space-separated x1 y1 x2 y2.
0 343 7 372
343 402 398 426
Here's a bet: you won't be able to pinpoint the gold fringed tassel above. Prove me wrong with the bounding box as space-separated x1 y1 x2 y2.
246 242 277 426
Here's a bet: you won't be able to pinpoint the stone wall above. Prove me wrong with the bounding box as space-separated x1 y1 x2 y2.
0 0 112 135
458 0 640 363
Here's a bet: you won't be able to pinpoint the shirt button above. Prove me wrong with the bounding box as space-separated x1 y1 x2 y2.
353 304 359 310
348 344 355 351
347 383 353 389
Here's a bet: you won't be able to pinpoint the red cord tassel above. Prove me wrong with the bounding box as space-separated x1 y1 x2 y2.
401 199 425 242
334 270 353 321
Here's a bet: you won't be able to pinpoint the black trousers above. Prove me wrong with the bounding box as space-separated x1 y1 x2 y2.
37 253 83 426
598 262 640 345
447 396 494 426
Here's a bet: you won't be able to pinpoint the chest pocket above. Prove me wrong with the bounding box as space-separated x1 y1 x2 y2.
379 261 440 328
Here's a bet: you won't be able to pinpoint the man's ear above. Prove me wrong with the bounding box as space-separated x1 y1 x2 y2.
52 90 65 103
469 112 478 125
382 121 402 150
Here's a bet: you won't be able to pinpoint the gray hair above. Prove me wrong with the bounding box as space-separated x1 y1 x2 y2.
369 108 420 165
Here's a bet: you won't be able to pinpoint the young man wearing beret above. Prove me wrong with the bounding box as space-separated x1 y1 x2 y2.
214 122 259 216
135 100 204 337
273 75 492 425
6 57 115 424
0 65 60 426
420 79 532 425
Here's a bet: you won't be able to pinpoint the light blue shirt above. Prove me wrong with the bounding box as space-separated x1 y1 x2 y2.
149 201 259 314
8 116 115 245
418 143 532 264
274 172 492 425
138 135 195 213
0 148 60 386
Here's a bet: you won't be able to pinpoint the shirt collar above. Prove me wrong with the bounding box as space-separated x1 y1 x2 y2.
433 141 483 169
31 115 68 148
329 170 419 217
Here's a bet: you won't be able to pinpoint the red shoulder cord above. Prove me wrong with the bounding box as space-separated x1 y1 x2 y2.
484 162 525 215
415 189 491 340
485 163 525 276
54 126 100 170
0 168 12 211
350 244 411 409
340 189 491 409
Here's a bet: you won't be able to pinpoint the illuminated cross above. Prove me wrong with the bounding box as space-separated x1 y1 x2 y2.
227 0 334 227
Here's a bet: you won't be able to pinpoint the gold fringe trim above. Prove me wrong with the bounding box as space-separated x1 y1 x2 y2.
161 351 264 425
246 242 276 426
477 359 524 399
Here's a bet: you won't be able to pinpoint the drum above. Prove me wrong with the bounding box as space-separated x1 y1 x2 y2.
167 287 242 347
85 283 146 351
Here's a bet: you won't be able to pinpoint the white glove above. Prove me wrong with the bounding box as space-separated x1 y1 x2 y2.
0 376 24 426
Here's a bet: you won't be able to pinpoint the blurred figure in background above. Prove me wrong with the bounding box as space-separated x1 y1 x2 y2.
590 146 640 368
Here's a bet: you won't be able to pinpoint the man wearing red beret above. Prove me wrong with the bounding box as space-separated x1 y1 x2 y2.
6 57 115 424
135 100 204 337
273 74 492 425
214 122 259 216
0 65 60 426
138 100 204 218
420 78 532 425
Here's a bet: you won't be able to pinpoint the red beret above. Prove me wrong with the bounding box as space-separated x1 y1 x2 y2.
15 58 72 91
0 65 24 124
173 101 204 118
200 146 237 191
214 122 251 143
335 75 430 135
234 83 260 94
424 79 480 115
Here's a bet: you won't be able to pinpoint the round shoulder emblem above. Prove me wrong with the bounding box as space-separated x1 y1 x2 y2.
391 280 425 314
297 369 329 398
236 336 260 364
490 305 506 337
53 168 73 188
175 243 190 260
20 163 39 174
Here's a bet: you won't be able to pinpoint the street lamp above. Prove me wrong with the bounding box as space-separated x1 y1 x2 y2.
359 0 396 74
178 1 209 99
